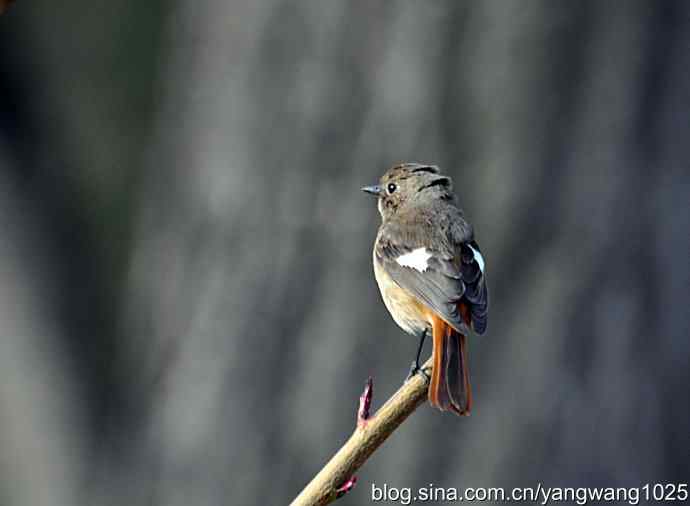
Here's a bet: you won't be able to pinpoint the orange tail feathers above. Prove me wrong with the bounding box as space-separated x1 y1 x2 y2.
429 315 472 416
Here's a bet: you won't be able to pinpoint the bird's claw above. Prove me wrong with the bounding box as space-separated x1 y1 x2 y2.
405 361 430 382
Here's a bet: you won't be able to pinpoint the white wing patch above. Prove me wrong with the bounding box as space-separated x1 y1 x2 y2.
468 244 485 273
396 247 432 272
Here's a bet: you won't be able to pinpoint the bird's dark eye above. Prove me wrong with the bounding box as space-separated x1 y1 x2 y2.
387 183 397 194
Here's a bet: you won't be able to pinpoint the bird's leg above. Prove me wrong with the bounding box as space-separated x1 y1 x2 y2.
406 329 430 382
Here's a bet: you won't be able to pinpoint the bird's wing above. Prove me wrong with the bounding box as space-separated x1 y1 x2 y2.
376 220 488 335
457 240 488 334
376 225 469 334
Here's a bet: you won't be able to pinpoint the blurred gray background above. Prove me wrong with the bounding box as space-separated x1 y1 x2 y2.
1 2 689 505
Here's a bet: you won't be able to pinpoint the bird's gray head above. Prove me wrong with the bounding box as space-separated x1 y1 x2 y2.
362 162 454 220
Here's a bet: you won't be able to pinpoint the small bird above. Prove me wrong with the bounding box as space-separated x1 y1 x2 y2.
363 163 488 416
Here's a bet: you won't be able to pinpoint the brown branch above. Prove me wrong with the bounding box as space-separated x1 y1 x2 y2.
290 357 433 506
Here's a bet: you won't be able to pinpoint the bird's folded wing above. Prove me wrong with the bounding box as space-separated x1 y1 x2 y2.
458 241 488 334
376 237 471 334
376 231 488 335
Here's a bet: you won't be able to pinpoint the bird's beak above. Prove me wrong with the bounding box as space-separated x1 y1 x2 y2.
361 185 382 196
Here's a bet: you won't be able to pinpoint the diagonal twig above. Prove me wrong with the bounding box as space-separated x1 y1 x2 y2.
290 357 433 506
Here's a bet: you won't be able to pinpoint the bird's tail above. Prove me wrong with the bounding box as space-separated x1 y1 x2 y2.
429 315 472 416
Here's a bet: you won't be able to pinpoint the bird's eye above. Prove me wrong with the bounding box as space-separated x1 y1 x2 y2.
387 183 397 194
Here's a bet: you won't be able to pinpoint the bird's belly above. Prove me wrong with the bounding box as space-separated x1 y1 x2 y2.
373 258 430 336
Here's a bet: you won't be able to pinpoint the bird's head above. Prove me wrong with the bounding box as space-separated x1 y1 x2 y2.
362 162 453 220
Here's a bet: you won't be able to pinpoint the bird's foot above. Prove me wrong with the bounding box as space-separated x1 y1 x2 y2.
405 361 430 382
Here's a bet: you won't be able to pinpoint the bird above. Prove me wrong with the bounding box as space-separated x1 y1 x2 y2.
362 163 488 416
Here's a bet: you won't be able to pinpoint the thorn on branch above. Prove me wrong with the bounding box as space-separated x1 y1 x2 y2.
290 359 432 506
357 377 373 428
